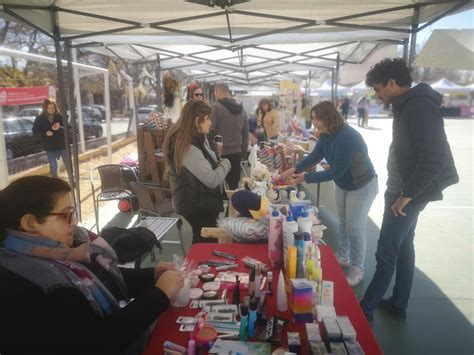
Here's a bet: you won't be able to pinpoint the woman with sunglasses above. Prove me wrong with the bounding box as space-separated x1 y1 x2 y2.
163 100 230 244
281 101 378 287
0 176 184 355
187 82 204 101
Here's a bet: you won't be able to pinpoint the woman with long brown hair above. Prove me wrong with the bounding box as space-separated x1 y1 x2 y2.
163 100 230 243
32 98 71 177
256 97 280 140
281 101 378 287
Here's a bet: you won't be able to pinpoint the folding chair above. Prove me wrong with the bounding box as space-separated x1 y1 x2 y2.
90 164 137 233
130 181 186 256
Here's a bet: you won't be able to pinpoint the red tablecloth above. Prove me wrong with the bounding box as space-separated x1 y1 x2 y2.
143 243 382 355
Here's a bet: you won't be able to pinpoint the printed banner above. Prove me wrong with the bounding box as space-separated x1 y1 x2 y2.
0 86 51 106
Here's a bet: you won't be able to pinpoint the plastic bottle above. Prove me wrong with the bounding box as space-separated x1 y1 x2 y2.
268 207 283 268
267 271 273 295
254 264 261 298
188 339 196 355
297 207 312 235
282 211 298 270
303 232 311 258
248 299 258 336
276 270 288 312
294 232 305 278
233 275 241 305
239 304 249 341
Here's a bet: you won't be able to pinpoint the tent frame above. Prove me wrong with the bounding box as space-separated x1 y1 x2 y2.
1 0 470 216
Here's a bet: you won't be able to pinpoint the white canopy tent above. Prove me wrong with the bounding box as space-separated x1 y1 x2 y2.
430 78 472 94
1 0 471 211
350 80 371 94
413 29 474 71
310 80 350 97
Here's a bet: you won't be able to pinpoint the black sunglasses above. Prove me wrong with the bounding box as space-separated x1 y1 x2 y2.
194 93 203 97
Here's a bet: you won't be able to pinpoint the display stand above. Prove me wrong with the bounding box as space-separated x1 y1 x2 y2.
137 126 169 186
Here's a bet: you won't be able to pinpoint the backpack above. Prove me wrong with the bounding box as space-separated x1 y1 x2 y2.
101 226 162 264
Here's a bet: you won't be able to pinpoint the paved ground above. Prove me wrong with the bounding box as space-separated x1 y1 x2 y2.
87 115 473 355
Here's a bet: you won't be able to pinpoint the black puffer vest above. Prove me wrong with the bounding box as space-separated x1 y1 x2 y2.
167 134 224 217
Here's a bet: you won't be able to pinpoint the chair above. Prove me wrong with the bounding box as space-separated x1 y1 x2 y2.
90 164 138 233
130 181 186 256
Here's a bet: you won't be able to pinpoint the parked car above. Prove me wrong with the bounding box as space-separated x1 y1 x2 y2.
18 107 42 120
137 107 156 123
81 106 103 121
3 117 43 159
3 113 103 160
90 104 106 121
81 113 103 139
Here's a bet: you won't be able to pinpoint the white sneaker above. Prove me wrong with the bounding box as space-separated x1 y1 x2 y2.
346 266 364 287
336 254 350 268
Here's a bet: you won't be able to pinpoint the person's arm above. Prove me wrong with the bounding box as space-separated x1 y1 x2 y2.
302 135 354 184
295 138 324 173
32 116 48 136
182 146 231 189
119 267 155 298
0 267 170 353
401 101 448 199
241 112 249 159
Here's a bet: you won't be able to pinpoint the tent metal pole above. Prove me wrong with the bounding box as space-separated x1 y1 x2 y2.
306 71 312 107
331 69 335 103
52 9 76 194
409 5 420 66
64 39 82 220
104 71 112 163
335 53 340 100
0 106 8 189
72 48 86 154
402 38 409 63
156 54 163 113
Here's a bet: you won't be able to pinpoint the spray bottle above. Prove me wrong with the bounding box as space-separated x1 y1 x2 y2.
282 211 298 270
268 206 283 268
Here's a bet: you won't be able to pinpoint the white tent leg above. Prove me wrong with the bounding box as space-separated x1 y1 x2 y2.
128 77 136 134
0 106 9 189
104 72 112 163
72 48 86 153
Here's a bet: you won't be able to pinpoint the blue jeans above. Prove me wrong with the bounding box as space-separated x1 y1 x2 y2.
360 191 428 316
334 176 378 270
46 149 70 178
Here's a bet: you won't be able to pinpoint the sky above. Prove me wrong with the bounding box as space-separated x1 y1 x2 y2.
417 8 473 44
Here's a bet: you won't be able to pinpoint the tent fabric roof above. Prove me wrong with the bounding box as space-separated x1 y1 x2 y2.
413 29 474 71
0 1 471 43
1 1 471 86
430 77 472 93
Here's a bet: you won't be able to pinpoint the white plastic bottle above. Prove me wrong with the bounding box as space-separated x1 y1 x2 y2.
297 207 312 235
268 207 283 268
282 211 298 271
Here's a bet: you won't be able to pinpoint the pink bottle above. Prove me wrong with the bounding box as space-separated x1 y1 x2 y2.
268 207 283 268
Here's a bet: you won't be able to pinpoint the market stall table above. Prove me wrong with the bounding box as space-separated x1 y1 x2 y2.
143 243 382 355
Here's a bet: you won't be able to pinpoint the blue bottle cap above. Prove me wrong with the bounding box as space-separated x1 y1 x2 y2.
272 207 279 217
303 232 311 241
286 211 294 222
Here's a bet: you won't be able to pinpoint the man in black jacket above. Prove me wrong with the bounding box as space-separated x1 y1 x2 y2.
360 59 458 325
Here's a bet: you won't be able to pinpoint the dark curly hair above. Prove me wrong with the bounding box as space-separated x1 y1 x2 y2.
365 58 413 88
